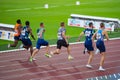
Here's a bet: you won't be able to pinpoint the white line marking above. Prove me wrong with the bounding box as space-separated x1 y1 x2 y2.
0 37 120 53
5 8 31 12
118 73 120 76
0 50 120 68
114 74 117 78
35 67 120 80
34 7 44 9
105 75 107 79
1 59 120 76
95 77 98 80
109 75 112 78
2 0 114 12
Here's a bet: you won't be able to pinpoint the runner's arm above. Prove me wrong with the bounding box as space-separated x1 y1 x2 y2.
77 32 84 41
29 28 36 40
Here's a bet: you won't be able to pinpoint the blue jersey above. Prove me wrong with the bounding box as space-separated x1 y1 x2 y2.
96 29 104 41
84 28 94 51
96 29 106 53
20 26 30 39
84 28 94 41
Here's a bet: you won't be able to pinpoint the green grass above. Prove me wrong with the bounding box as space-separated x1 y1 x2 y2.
0 0 120 51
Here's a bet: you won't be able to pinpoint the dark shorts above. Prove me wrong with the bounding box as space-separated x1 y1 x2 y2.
57 40 69 49
21 38 32 46
14 36 20 40
36 38 49 49
96 40 106 53
84 40 94 51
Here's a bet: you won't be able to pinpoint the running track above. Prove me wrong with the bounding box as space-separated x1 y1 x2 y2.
0 39 120 80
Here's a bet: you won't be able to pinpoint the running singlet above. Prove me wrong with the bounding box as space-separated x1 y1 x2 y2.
57 27 66 40
14 23 22 36
20 26 30 39
96 29 104 41
84 28 94 41
37 28 44 39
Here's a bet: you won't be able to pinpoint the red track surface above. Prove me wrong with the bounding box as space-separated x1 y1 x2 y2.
0 39 120 80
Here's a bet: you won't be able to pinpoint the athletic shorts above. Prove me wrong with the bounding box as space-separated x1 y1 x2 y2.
57 39 69 49
36 38 49 49
84 40 94 51
21 38 32 46
14 36 20 40
96 40 106 53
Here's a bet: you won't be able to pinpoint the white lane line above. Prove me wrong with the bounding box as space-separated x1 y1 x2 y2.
3 0 115 12
0 37 120 53
105 75 108 79
1 59 120 76
34 66 120 80
5 8 31 12
114 74 117 78
0 50 120 68
100 76 103 79
118 73 120 76
95 77 98 80
109 75 112 78
34 7 44 9
2 65 120 80
0 50 120 69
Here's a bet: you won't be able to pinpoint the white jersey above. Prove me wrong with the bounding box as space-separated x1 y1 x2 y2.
57 27 66 40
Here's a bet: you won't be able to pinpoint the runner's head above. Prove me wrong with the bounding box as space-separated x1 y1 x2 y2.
89 22 93 28
40 22 44 28
100 23 105 29
60 22 65 27
25 21 30 26
16 19 21 24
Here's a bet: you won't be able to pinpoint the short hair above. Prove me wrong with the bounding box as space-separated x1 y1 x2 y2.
40 22 44 26
100 23 105 28
60 22 64 26
89 22 93 27
16 19 21 24
25 21 29 25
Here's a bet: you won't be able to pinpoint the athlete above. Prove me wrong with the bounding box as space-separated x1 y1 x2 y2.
20 21 35 56
29 22 51 62
50 22 73 60
77 22 94 68
92 23 109 71
83 23 95 54
8 19 22 48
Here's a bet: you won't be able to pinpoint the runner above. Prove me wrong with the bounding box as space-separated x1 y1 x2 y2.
20 21 35 56
92 23 109 71
50 22 73 60
8 19 22 48
29 22 51 62
77 22 94 68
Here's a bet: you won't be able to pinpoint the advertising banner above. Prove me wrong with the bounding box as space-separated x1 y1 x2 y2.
68 18 114 31
0 30 14 41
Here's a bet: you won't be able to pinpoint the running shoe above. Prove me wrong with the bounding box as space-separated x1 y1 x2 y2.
83 48 87 54
33 58 36 61
95 49 100 54
86 64 93 68
68 55 74 60
45 53 52 58
29 57 33 62
99 66 106 71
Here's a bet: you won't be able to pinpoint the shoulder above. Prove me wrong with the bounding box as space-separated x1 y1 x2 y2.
103 29 107 34
27 27 32 31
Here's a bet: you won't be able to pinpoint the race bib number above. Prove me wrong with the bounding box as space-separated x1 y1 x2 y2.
85 31 91 37
96 33 101 39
